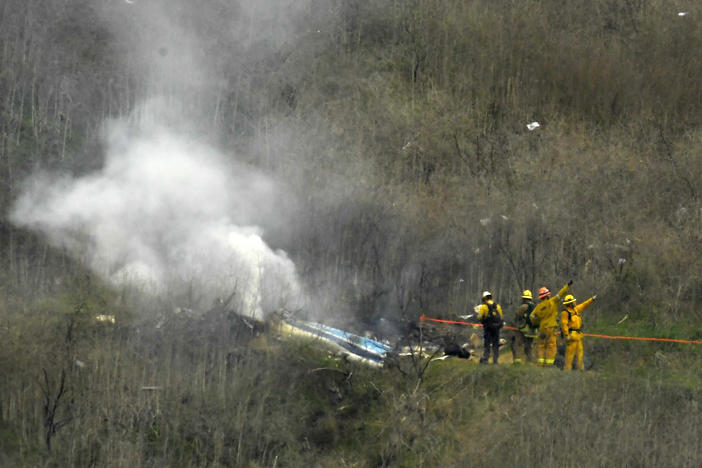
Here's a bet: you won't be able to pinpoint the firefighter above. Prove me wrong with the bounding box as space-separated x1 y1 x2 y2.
511 290 538 363
530 281 572 367
560 293 596 370
477 291 503 364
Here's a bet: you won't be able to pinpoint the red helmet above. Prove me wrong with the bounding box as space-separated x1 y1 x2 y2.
538 287 550 299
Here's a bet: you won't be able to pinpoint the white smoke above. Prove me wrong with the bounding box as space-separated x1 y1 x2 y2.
9 0 320 319
10 110 303 319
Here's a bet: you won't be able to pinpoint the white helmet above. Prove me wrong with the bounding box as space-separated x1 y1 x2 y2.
482 291 492 299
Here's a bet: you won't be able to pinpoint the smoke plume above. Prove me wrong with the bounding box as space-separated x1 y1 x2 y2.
9 0 322 319
10 106 303 319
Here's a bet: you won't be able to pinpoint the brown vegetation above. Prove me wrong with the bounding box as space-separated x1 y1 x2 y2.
2 0 702 465
1 290 701 466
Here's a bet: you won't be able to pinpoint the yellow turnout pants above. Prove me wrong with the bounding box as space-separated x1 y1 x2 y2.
564 334 584 370
537 327 557 366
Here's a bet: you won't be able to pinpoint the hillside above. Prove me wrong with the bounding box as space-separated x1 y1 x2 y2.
1 0 702 465
2 298 701 466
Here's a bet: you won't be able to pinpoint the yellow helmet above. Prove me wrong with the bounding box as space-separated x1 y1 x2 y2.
563 294 576 305
522 290 533 300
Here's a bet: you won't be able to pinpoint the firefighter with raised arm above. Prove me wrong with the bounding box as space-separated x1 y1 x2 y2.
560 293 597 370
478 291 503 364
511 290 538 363
530 281 571 367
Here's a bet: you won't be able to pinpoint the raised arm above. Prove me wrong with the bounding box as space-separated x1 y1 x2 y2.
554 281 572 303
575 296 595 313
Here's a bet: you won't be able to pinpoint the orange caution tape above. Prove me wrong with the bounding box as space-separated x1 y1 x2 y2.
580 333 702 344
419 314 702 345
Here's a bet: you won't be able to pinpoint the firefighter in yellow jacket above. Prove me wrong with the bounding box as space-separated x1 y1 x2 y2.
560 293 596 370
530 281 571 367
477 291 503 364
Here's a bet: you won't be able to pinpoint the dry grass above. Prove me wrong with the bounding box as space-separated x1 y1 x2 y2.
1 291 701 467
2 1 702 465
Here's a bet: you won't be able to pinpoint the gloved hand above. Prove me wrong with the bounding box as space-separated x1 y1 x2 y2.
592 294 597 300
565 334 572 342
568 279 573 286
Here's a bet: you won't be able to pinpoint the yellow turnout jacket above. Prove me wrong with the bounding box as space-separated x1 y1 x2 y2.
560 297 594 340
530 283 569 331
477 300 503 321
